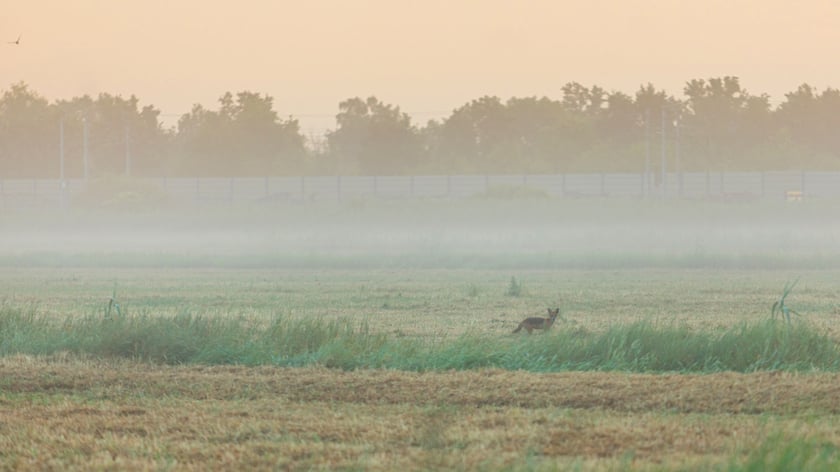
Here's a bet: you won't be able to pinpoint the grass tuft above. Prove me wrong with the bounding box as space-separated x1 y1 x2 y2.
506 276 523 297
771 277 802 324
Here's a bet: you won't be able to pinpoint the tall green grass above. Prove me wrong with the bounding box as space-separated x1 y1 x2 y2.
0 304 388 365
1 304 838 372
710 434 840 472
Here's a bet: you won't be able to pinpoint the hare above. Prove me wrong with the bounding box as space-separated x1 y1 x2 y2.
513 308 559 334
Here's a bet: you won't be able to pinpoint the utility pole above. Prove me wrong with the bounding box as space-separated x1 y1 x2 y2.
660 108 667 199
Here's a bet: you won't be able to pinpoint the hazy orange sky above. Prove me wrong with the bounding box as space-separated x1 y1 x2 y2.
3 0 839 133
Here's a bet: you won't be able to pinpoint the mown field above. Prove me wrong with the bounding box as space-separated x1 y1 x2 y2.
4 356 840 471
2 198 840 470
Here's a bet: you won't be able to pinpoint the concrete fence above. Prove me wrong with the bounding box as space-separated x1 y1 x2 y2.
1 171 838 208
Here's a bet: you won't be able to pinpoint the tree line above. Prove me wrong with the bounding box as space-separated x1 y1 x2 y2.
1 77 839 178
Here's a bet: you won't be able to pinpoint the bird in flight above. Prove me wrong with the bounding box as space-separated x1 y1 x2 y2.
8 35 21 45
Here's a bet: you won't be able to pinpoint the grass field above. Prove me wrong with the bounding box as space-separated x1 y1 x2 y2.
2 198 840 470
2 267 838 338
2 267 840 470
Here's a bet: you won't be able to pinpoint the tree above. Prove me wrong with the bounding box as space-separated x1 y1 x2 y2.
504 96 575 172
175 91 306 176
591 91 644 171
634 83 671 116
777 84 840 166
433 96 508 173
430 89 643 174
8 78 840 178
681 76 773 170
53 93 170 177
0 82 58 177
600 91 638 139
561 82 608 116
326 96 422 175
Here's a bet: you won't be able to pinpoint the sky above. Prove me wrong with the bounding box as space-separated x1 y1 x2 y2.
3 0 840 135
